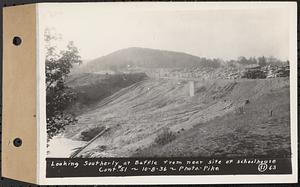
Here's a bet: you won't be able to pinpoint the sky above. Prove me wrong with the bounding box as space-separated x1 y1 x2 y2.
39 2 294 61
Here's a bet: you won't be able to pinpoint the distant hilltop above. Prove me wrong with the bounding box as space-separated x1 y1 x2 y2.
72 47 221 74
72 47 288 75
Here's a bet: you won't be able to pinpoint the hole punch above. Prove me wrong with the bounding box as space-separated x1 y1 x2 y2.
12 36 22 46
13 138 22 147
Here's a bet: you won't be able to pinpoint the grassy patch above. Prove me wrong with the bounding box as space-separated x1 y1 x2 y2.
154 128 177 145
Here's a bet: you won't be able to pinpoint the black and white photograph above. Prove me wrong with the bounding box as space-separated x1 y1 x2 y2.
38 2 297 183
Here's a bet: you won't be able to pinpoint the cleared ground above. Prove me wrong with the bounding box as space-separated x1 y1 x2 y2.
60 77 290 158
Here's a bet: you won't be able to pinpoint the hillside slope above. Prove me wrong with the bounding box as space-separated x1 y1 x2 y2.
74 47 220 73
65 72 148 114
135 83 290 157
63 77 290 158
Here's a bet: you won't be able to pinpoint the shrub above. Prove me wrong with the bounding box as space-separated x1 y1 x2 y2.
80 126 105 141
47 112 77 139
235 106 245 115
154 128 177 145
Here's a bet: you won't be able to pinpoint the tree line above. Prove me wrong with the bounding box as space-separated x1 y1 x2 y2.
45 28 82 141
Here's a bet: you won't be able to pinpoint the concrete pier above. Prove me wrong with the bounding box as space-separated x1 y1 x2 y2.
189 81 195 97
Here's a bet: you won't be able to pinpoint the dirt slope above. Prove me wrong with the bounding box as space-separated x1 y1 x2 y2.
64 77 290 158
65 72 148 115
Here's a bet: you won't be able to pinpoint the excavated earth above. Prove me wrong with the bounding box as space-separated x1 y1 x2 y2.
61 77 290 158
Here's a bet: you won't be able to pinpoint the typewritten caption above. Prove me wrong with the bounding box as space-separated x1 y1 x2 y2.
46 157 291 177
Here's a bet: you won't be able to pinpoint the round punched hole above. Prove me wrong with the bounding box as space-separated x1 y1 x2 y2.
13 138 22 147
12 36 22 46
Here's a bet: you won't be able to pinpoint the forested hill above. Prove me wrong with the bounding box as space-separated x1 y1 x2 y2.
73 47 221 73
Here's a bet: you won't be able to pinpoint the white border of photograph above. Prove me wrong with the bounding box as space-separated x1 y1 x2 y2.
36 2 298 185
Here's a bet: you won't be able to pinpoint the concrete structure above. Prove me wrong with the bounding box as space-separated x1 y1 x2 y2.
189 81 195 97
